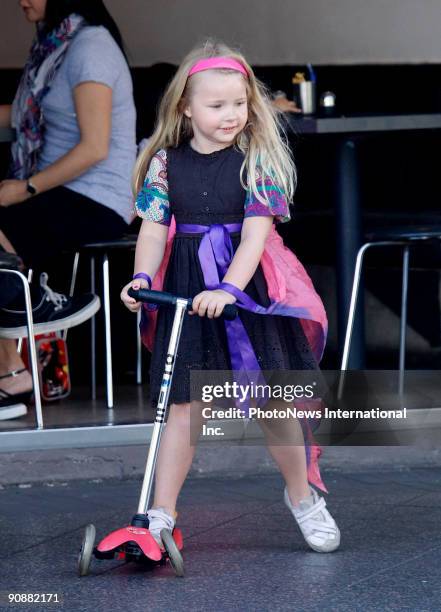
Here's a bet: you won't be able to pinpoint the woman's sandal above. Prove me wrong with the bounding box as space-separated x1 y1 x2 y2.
0 368 33 407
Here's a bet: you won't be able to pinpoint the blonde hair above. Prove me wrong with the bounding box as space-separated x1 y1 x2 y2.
133 40 296 206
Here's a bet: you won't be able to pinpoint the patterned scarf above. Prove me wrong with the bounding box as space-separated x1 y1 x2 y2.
9 13 85 180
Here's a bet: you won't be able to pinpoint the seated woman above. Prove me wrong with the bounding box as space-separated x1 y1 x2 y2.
0 0 137 414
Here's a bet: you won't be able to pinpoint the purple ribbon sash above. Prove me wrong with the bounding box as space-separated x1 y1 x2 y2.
177 222 273 412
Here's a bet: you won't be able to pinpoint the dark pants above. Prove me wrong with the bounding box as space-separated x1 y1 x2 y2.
0 186 128 270
0 246 23 308
0 186 128 308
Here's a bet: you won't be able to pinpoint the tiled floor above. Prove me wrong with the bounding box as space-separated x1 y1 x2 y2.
0 385 155 431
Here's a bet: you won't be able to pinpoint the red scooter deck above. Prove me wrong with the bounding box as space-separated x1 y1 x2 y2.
97 526 184 561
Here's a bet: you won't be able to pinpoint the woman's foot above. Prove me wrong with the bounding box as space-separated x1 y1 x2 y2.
146 507 176 547
0 367 33 404
0 368 32 420
0 367 32 395
284 486 340 553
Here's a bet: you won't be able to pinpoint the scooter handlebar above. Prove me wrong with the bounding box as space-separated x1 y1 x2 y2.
128 288 238 320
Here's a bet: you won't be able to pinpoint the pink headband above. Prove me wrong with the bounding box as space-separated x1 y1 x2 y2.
188 57 248 78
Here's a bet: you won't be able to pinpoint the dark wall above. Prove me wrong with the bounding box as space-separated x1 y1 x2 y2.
4 63 439 137
1 63 441 374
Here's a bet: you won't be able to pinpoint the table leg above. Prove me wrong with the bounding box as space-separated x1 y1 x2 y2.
335 137 365 368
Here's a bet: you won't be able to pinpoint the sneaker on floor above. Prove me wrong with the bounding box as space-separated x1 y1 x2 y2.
0 401 27 421
284 486 340 553
147 507 176 547
0 272 100 339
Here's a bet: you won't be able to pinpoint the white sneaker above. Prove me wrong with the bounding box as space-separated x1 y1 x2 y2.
146 507 176 546
0 402 27 421
284 486 340 552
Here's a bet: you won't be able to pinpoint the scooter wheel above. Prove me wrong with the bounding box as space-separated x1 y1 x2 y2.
160 529 184 577
78 524 96 577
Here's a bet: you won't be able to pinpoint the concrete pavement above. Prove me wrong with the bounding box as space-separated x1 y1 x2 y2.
1 468 441 611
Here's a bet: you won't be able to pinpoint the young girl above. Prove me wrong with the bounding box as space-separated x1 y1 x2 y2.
121 41 340 554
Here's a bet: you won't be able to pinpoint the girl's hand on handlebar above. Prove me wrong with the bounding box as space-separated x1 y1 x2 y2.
190 289 236 319
120 277 149 313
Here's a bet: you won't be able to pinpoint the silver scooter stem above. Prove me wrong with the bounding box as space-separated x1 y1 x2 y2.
137 298 188 515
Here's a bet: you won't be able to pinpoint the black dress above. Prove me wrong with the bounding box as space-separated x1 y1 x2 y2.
149 142 317 407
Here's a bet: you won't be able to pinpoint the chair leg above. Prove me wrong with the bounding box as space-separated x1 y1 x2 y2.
136 308 142 385
90 256 97 401
0 269 43 428
102 253 114 408
340 243 373 371
21 279 43 428
62 252 80 342
338 244 373 401
398 246 410 396
17 268 33 355
69 252 80 297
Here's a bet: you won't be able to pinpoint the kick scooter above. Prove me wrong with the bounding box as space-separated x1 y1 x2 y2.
78 288 237 577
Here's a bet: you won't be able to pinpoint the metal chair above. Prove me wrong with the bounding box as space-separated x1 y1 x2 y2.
341 225 441 393
0 268 43 428
69 236 142 409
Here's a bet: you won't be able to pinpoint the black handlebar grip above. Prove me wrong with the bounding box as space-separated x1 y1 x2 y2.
220 303 238 320
128 287 176 307
128 288 238 320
